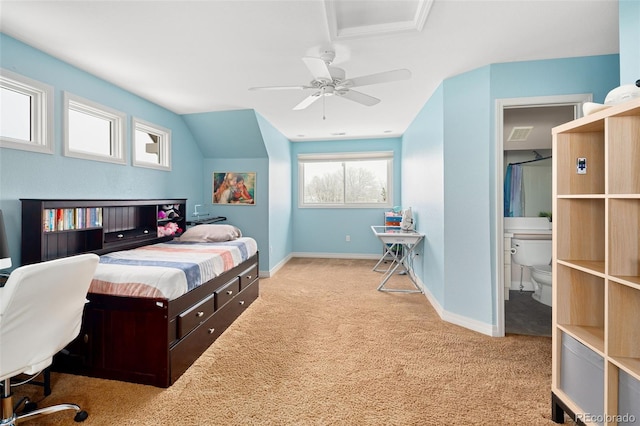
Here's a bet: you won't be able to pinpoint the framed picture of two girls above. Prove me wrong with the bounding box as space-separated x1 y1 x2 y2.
212 172 256 205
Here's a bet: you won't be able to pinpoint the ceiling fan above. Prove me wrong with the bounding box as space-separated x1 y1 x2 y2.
249 51 411 117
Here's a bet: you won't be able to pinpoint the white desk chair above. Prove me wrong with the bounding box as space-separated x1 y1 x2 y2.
0 253 99 425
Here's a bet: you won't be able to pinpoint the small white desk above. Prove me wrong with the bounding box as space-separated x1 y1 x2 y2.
371 226 424 293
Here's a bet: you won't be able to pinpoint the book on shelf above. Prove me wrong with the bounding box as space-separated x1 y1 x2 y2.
43 208 103 232
56 209 63 231
43 209 52 233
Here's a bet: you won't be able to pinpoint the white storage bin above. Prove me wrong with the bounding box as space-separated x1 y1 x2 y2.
560 333 604 424
619 369 640 421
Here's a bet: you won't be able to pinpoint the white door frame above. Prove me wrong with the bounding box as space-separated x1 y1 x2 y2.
494 93 592 337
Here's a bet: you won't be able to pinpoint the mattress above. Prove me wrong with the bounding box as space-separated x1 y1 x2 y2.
89 237 258 300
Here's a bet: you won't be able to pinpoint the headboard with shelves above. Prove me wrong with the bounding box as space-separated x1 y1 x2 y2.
21 198 187 265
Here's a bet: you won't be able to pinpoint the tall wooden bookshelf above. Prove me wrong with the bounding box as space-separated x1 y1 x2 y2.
551 98 640 425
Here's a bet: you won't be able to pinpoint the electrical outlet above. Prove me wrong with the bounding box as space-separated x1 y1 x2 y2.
345 235 351 242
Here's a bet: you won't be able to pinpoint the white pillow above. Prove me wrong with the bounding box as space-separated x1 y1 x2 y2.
178 224 242 242
604 84 640 105
582 102 610 116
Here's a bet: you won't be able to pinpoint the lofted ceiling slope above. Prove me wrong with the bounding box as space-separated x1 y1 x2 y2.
182 110 268 159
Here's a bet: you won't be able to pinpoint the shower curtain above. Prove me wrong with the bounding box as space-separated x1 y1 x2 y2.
504 163 524 217
522 165 552 217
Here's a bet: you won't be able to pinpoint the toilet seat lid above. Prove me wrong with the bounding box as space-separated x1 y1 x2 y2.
532 264 552 274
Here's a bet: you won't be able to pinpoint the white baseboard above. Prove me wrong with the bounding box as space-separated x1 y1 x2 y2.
261 252 377 277
260 253 293 278
290 252 380 260
417 276 498 337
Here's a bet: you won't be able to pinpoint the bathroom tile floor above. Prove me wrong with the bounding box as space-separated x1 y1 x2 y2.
505 290 552 337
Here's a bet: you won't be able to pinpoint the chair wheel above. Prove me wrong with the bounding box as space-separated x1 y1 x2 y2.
23 401 38 413
74 410 89 422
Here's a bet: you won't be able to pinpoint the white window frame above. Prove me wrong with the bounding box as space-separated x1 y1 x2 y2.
63 91 126 164
0 69 54 154
132 117 171 171
298 151 393 208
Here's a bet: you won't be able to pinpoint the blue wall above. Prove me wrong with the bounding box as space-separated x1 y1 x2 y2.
0 34 204 268
619 0 640 85
443 66 493 325
489 55 619 102
290 137 402 257
401 84 444 302
256 113 293 272
402 54 619 334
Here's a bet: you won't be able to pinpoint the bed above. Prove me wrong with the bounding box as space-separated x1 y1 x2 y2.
50 220 260 388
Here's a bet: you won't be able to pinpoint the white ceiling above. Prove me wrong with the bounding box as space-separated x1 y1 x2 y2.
503 105 576 151
0 0 619 142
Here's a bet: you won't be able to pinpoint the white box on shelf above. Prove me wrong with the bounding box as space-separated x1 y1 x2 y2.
618 369 640 421
560 333 604 423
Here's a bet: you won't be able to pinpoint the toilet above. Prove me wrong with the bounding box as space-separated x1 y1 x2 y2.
511 238 553 307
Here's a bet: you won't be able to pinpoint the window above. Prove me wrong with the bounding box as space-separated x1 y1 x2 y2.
0 69 53 154
298 151 393 208
63 92 126 164
132 117 171 171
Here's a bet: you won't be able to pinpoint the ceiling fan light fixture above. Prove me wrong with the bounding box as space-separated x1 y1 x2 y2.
250 51 410 118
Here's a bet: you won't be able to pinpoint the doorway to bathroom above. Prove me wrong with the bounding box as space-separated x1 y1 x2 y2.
494 94 592 337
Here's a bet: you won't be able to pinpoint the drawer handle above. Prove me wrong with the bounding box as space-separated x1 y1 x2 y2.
83 334 89 344
196 311 204 317
117 234 124 238
208 328 215 334
239 300 245 306
226 290 233 295
246 275 252 280
143 229 149 234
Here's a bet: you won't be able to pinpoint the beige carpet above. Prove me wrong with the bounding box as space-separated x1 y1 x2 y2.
15 258 568 425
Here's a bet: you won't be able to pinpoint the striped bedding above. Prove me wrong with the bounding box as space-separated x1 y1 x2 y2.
89 237 258 300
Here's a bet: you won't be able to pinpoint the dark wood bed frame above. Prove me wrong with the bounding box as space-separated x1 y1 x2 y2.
21 198 259 388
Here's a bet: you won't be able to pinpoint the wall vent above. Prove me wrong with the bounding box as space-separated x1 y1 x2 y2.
507 126 533 142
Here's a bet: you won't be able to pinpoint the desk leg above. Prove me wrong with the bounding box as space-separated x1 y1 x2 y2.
372 243 399 272
376 244 422 294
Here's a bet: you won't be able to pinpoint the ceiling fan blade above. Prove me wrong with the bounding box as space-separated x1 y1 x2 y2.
293 92 322 110
342 69 411 88
302 57 332 82
337 89 380 107
249 85 311 91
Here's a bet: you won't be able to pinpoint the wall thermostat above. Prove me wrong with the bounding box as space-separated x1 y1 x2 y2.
577 157 587 174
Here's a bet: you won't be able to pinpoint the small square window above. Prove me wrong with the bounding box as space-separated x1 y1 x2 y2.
0 69 53 154
132 117 171 171
63 92 126 164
